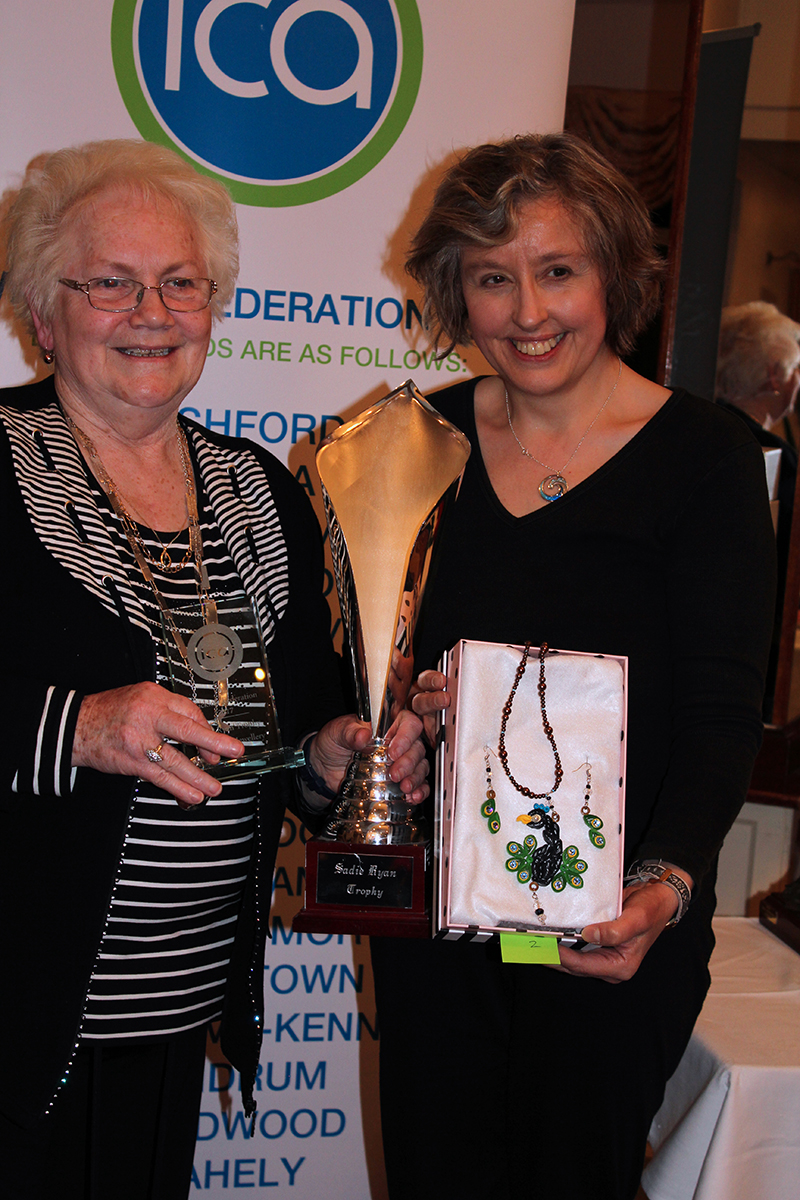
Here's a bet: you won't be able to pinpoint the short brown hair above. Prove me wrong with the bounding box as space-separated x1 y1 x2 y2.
407 132 663 357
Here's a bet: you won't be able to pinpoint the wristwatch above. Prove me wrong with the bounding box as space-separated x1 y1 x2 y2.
626 860 692 927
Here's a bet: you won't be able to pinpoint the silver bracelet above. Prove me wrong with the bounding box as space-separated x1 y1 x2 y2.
625 860 692 927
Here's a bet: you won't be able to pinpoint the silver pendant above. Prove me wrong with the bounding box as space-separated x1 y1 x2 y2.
539 473 568 502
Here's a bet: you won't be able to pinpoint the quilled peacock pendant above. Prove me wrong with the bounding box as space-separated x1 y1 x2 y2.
505 801 589 923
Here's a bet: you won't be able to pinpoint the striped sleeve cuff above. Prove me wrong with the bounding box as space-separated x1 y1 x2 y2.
13 686 83 797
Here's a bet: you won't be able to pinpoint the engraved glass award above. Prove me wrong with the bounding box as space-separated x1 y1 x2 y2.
159 591 304 781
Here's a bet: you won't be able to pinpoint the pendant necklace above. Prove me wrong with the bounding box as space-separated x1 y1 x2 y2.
505 356 622 502
64 416 192 574
498 642 565 921
63 411 231 726
489 642 604 925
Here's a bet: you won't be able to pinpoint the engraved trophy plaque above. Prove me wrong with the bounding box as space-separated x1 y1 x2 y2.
160 591 305 782
293 380 470 936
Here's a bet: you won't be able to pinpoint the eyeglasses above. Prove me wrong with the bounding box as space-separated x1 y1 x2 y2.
59 277 217 313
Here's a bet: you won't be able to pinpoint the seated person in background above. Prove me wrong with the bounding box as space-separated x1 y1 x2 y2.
716 300 800 714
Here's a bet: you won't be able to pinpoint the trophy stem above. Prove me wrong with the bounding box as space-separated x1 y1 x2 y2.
319 737 430 846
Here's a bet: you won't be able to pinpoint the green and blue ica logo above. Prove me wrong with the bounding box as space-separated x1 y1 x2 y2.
111 0 422 206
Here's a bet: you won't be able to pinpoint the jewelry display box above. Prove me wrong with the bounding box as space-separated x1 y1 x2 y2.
435 640 628 939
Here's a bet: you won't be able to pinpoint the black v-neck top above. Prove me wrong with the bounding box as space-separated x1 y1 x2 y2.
418 377 776 891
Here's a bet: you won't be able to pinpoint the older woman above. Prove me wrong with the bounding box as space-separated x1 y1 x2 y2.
716 300 800 430
371 134 776 1200
0 139 427 1200
716 301 800 712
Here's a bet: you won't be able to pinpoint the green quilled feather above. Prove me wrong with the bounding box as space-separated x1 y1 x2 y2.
505 837 588 891
481 792 502 835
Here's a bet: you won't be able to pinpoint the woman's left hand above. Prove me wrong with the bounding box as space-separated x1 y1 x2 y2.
306 709 430 803
556 875 689 983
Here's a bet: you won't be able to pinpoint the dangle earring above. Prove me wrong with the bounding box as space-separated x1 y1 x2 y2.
481 746 501 834
578 760 605 849
42 349 55 364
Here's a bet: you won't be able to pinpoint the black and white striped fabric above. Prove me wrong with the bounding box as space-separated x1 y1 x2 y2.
81 487 257 1040
0 400 290 647
0 400 294 1040
14 684 82 797
1 400 291 801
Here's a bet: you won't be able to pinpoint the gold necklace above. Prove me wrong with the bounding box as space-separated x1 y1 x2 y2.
64 415 192 573
63 409 235 736
62 410 216 657
150 525 191 573
505 357 622 502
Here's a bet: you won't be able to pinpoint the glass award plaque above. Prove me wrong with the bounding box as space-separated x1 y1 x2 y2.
159 591 304 781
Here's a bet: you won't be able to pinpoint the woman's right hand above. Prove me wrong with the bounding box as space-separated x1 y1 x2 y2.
72 682 245 807
409 669 451 745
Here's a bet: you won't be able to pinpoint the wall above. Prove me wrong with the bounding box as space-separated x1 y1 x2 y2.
704 0 800 139
726 141 800 312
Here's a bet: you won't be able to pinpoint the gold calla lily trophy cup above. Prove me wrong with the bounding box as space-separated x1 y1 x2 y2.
293 380 470 936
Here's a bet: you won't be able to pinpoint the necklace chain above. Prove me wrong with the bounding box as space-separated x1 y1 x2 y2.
504 356 622 502
62 410 217 663
64 415 193 573
497 642 563 802
63 410 234 732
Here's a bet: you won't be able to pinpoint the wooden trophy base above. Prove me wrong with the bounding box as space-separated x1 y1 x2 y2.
760 891 800 954
292 840 431 938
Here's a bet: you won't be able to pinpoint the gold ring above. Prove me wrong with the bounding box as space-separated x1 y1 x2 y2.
145 742 165 764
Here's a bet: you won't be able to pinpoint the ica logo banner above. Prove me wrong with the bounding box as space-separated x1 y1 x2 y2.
111 0 422 205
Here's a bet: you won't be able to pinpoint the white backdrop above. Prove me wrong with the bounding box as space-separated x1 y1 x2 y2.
0 3 575 1194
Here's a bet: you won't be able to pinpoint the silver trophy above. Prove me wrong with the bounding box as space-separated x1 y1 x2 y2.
294 379 470 936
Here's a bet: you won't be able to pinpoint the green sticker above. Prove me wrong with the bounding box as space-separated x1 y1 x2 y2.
500 932 561 964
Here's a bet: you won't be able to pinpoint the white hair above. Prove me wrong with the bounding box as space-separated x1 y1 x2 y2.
3 139 239 336
716 301 800 403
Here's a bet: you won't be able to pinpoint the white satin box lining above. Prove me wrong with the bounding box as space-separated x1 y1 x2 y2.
435 640 627 937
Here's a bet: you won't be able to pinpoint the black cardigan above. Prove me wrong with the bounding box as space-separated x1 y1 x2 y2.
0 377 343 1128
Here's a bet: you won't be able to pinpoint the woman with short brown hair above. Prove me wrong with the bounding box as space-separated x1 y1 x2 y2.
372 132 775 1200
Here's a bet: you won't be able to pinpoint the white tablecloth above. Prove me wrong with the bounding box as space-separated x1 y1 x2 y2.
642 917 800 1200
